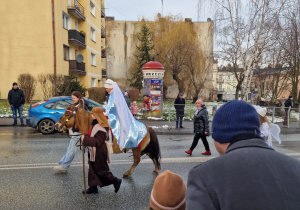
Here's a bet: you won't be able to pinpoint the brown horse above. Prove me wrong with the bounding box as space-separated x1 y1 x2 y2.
55 104 161 177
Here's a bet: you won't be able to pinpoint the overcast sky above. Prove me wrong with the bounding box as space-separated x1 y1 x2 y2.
105 0 212 22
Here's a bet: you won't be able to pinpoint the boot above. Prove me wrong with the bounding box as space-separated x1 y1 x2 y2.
82 186 98 194
114 178 122 193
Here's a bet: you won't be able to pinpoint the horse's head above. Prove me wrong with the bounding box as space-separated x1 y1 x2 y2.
55 105 77 132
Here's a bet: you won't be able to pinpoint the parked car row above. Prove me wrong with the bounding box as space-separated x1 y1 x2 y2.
26 96 104 134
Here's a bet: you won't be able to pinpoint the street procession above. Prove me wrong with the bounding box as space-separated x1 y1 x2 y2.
1 0 300 209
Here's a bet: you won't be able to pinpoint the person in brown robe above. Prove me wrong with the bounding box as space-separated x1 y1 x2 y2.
81 107 122 194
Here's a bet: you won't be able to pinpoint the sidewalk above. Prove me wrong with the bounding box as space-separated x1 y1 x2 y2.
0 117 299 135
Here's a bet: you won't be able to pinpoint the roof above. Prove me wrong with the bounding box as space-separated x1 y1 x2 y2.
142 61 165 70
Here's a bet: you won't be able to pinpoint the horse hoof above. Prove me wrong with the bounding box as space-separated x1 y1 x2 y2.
122 174 129 178
152 171 158 175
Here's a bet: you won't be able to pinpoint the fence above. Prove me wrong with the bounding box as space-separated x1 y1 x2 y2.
162 104 300 129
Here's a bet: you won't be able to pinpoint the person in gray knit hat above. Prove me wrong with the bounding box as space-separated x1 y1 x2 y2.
186 100 300 210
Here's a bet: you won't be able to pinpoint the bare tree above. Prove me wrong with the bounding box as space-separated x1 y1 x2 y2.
200 0 289 100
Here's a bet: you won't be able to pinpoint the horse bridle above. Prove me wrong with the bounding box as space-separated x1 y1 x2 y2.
58 106 78 131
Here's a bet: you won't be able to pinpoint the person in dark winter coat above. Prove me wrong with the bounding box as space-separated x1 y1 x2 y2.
283 96 293 127
186 100 300 210
174 93 185 128
185 98 210 156
8 82 25 125
81 107 122 194
124 92 131 108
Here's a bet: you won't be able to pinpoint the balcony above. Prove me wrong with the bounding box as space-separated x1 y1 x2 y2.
101 48 106 58
69 60 86 75
102 69 107 78
68 30 86 48
101 5 105 17
101 26 106 38
68 0 85 20
217 88 225 93
216 78 224 83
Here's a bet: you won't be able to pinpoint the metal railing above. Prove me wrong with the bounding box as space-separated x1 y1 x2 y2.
68 30 86 45
69 0 85 18
101 26 106 38
101 4 105 17
164 104 300 129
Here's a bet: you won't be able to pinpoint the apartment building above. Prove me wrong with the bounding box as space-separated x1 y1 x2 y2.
0 0 106 100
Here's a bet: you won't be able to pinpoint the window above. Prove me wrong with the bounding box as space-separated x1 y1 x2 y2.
55 100 73 110
91 53 96 66
63 45 70 61
75 77 80 82
87 102 97 111
91 78 97 87
91 27 96 41
44 102 56 109
227 75 230 80
219 84 222 91
75 50 79 58
90 1 95 16
75 21 78 30
62 12 70 30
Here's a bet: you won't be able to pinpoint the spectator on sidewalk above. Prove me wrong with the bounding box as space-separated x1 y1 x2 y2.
174 93 185 129
150 170 186 210
283 96 293 128
185 98 210 156
130 101 139 119
186 100 300 210
8 82 25 126
124 91 131 108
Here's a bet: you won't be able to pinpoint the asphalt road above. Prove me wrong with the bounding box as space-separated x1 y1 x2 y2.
1 126 300 209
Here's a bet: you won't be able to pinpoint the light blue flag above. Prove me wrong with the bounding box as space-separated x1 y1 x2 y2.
106 82 147 150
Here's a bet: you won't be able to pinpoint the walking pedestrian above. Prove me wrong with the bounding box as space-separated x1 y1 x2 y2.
8 82 25 126
186 100 300 210
53 91 87 173
124 91 131 108
256 107 272 147
81 107 122 194
174 93 185 129
130 101 139 119
185 98 211 156
283 96 293 128
150 170 186 210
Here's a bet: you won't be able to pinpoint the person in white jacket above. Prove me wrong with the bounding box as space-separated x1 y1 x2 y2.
256 107 272 147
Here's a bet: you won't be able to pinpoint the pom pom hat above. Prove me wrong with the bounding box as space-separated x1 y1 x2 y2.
212 100 260 143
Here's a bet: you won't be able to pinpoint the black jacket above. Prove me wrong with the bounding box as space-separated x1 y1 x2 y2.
186 138 300 210
193 105 209 135
8 88 25 107
284 98 293 111
174 97 185 116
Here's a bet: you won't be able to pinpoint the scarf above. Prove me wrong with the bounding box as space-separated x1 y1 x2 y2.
195 107 202 116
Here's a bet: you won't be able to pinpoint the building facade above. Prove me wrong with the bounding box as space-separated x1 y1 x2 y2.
0 0 107 100
105 18 214 99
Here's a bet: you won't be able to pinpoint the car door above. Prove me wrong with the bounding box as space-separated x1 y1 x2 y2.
51 99 74 122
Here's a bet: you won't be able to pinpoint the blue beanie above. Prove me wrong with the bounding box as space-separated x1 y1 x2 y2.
212 100 260 143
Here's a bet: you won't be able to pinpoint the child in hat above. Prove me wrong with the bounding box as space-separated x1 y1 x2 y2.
130 101 139 119
81 107 122 194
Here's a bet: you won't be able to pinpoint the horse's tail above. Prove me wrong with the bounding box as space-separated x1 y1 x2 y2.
142 127 161 170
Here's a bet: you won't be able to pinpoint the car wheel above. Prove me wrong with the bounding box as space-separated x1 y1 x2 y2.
38 119 55 134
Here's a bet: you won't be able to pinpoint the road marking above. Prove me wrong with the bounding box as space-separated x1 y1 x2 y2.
0 157 215 170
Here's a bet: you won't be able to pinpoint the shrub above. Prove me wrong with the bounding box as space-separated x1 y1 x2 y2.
17 73 37 103
87 87 106 103
57 75 86 97
129 89 139 101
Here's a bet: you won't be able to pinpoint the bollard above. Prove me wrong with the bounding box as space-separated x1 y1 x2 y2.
287 107 290 128
272 107 275 123
168 104 171 130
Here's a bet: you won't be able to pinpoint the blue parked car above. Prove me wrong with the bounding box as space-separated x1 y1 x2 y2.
27 96 104 134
